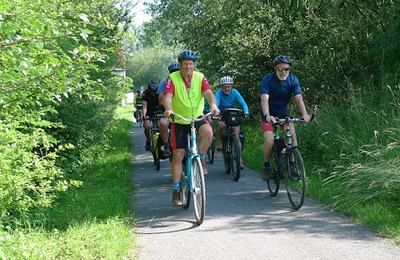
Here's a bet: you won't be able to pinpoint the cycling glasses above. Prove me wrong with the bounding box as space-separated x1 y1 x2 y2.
276 67 290 72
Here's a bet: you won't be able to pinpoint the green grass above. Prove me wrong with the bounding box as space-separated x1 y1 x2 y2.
0 105 136 259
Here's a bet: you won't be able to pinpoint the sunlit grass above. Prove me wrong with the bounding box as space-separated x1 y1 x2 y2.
0 105 136 258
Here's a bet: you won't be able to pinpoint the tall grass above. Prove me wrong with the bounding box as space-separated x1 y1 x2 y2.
0 106 135 259
242 83 400 241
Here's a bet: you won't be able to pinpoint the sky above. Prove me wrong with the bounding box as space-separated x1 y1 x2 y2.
132 0 153 26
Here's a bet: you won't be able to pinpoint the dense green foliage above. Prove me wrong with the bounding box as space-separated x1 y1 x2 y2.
0 105 135 259
145 0 399 108
0 0 132 223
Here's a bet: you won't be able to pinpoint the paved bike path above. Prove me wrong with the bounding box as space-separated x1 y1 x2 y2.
131 122 400 260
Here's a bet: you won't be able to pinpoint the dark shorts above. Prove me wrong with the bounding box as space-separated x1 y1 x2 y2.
170 119 210 150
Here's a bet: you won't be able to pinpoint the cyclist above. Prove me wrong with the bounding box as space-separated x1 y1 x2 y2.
215 76 250 167
134 88 144 122
163 50 220 206
260 55 311 181
142 80 162 151
154 62 181 154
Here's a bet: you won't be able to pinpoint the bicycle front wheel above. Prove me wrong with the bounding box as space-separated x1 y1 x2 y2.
180 171 190 209
222 138 231 175
266 145 280 197
285 148 306 210
192 157 206 225
231 136 241 182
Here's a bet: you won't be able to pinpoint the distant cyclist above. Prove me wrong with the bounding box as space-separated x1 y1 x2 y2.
260 55 311 181
155 62 181 155
215 76 250 167
142 80 162 151
134 88 144 123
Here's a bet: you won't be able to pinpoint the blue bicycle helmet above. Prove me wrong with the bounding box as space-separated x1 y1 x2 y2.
178 50 197 62
168 62 180 73
273 55 292 66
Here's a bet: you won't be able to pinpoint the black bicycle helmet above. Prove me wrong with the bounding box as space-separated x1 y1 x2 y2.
273 55 292 66
147 80 156 88
178 50 197 62
168 62 180 73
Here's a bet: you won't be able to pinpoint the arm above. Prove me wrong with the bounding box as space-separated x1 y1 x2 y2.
294 94 311 122
163 93 173 118
204 89 220 116
261 94 274 123
235 90 250 115
142 101 148 118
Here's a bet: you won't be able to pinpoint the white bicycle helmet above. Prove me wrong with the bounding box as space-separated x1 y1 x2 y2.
220 76 234 85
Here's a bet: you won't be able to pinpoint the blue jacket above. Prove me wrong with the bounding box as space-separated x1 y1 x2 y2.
215 88 249 115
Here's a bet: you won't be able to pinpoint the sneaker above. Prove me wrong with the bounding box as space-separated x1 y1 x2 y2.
262 165 272 181
145 141 150 151
172 190 182 206
201 159 208 175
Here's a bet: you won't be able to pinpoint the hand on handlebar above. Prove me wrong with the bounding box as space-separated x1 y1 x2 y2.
163 110 173 118
302 114 312 123
263 115 277 124
210 106 220 116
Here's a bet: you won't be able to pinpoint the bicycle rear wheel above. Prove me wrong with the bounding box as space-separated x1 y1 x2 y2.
231 135 241 182
266 145 280 197
192 157 206 225
285 148 306 210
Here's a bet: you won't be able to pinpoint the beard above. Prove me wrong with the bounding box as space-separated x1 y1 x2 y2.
276 72 289 81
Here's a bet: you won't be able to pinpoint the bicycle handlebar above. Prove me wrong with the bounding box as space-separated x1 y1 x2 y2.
145 110 165 120
170 112 214 123
272 114 315 125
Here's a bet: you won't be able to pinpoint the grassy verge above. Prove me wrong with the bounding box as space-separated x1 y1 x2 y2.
0 105 136 259
241 91 400 242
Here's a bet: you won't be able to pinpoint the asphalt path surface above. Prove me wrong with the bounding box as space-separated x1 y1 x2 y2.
131 122 400 260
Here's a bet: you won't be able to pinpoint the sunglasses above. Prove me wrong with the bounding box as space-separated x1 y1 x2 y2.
276 67 290 72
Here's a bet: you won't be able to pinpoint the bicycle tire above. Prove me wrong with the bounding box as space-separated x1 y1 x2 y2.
231 135 241 182
137 110 143 127
181 169 190 209
266 144 280 197
192 157 206 225
207 137 215 164
154 135 161 170
285 148 306 210
222 137 231 174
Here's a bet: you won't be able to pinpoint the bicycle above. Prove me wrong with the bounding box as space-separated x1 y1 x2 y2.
266 116 313 210
206 122 216 164
170 112 212 225
147 111 165 171
220 108 246 182
134 104 143 126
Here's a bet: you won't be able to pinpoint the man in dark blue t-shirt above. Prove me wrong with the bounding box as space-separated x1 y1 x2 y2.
260 55 311 181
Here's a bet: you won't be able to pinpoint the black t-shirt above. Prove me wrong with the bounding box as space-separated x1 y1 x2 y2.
142 88 162 117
